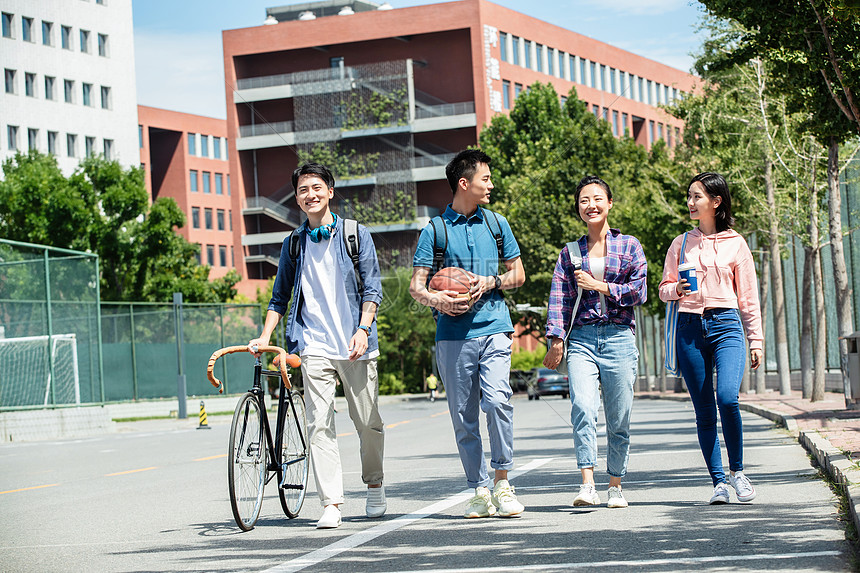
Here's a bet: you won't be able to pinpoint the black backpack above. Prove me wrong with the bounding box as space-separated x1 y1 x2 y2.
428 208 505 279
288 218 363 293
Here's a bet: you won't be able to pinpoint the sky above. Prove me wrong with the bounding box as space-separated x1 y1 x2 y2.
132 0 708 119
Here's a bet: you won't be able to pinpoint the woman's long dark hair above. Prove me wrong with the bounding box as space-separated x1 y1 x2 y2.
689 172 734 232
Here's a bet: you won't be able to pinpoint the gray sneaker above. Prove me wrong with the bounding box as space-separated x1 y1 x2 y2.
491 479 524 517
573 483 600 506
729 472 756 502
464 486 497 518
709 482 731 505
607 486 628 508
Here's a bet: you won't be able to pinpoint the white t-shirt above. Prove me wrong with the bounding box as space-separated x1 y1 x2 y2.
591 256 606 316
300 237 378 360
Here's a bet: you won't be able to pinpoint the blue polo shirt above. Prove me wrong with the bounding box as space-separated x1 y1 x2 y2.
413 205 521 341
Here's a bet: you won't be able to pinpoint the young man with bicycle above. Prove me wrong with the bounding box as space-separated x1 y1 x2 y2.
249 162 385 530
408 149 526 518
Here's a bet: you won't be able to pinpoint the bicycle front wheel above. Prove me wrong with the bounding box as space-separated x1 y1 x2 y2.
228 392 267 531
278 389 309 518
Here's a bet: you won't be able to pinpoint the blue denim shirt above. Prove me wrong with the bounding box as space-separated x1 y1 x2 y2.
413 205 521 341
268 217 383 356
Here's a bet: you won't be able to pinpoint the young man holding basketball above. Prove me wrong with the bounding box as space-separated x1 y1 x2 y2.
248 162 386 530
409 149 526 518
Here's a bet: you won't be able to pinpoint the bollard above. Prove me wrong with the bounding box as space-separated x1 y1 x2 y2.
197 400 211 430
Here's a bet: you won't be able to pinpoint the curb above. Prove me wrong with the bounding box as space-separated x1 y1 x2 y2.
645 395 860 539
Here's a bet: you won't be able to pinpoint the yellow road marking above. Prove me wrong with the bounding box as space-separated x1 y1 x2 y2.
0 483 60 495
386 420 411 429
195 454 227 461
337 432 354 437
430 410 449 418
106 467 157 477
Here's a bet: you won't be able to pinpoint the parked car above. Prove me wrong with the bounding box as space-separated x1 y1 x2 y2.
527 368 569 400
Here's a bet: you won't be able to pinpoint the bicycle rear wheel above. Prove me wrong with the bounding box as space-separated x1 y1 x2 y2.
278 389 309 518
228 392 267 531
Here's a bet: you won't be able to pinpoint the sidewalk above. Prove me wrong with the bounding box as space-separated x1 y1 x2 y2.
640 388 860 539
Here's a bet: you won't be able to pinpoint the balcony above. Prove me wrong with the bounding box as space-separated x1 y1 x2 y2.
243 196 303 227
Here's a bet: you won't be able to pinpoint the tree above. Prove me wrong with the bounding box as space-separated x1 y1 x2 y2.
0 151 238 303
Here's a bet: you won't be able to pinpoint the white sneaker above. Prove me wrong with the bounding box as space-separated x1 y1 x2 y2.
316 505 342 529
729 471 756 502
366 485 387 518
607 486 628 508
573 483 600 506
464 486 497 518
492 479 524 517
709 482 731 505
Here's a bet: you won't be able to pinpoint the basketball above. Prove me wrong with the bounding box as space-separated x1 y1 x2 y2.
429 267 473 298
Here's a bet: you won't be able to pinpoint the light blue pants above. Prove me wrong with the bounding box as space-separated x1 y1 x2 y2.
567 323 638 478
436 333 515 489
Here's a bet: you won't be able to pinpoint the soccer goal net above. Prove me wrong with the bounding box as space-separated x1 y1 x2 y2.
0 334 80 407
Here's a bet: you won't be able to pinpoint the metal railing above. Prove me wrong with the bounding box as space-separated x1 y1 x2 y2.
244 196 302 227
415 101 475 119
239 121 294 138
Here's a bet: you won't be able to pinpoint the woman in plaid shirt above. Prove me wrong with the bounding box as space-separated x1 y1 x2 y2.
543 175 648 509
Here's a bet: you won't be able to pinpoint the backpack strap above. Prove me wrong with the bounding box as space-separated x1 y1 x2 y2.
482 208 505 271
343 218 363 294
288 231 301 265
429 215 447 280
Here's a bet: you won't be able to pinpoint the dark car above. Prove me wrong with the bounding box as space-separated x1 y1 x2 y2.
527 368 569 400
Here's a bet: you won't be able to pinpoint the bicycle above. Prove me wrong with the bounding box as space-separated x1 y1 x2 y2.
207 345 309 531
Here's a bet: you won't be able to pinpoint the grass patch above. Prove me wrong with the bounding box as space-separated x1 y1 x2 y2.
807 453 860 570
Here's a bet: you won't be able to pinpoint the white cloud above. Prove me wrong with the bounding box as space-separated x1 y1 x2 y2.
134 30 227 119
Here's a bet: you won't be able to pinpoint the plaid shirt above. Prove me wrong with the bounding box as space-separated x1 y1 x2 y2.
546 229 647 339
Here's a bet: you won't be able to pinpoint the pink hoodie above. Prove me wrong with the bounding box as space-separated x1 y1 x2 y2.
659 228 763 350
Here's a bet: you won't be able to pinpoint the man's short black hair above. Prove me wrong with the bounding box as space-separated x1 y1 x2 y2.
445 149 492 193
292 162 335 191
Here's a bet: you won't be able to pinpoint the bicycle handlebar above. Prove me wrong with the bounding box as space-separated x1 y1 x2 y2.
206 345 301 393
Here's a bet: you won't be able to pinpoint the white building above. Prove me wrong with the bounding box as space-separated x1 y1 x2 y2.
1 0 138 174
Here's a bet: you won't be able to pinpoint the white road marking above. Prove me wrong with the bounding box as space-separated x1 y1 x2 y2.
261 458 554 573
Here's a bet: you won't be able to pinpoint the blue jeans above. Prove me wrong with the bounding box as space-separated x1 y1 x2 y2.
436 333 515 489
567 323 638 478
677 309 746 486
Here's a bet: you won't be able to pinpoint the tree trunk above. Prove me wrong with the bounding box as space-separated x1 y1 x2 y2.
826 137 855 407
657 317 667 392
801 246 814 399
755 248 770 394
765 160 792 395
810 182 827 402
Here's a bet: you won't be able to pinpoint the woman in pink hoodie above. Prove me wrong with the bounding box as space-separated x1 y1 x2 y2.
659 172 764 505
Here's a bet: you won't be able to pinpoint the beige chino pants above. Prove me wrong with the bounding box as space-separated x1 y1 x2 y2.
300 355 385 507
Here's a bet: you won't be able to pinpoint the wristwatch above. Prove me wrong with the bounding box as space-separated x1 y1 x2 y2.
357 325 371 335
494 275 502 290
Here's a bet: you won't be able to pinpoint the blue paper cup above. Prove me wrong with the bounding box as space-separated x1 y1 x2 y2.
678 262 698 293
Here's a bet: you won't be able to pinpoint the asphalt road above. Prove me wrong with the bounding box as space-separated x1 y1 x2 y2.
0 396 852 572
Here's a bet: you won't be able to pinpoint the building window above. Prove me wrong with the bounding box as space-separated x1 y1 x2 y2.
658 122 664 140
22 17 33 42
648 120 655 144
202 171 211 193
226 175 230 196
511 35 520 66
206 245 214 266
204 208 213 230
7 125 18 150
524 41 532 69
514 82 522 100
502 80 511 110
667 125 673 146
85 136 95 157
61 25 72 49
188 133 196 155
217 209 225 231
64 79 74 103
229 209 232 230
103 138 113 160
195 250 201 265
215 173 223 195
231 246 235 267
191 207 200 229
44 75 55 100
612 110 619 136
646 80 653 105
535 44 543 73
47 131 58 154
189 170 198 192
592 104 599 117
82 83 92 106
622 112 628 136
330 56 344 69
66 133 76 157
213 136 221 159
5 68 16 94
80 29 90 53
41 21 53 46
200 134 209 158
499 32 507 62
100 85 110 109
97 33 108 57
138 125 143 148
610 68 616 94
589 62 596 88
24 72 35 97
28 128 38 151
675 126 681 144
219 245 227 267
2 13 13 38
547 48 554 76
